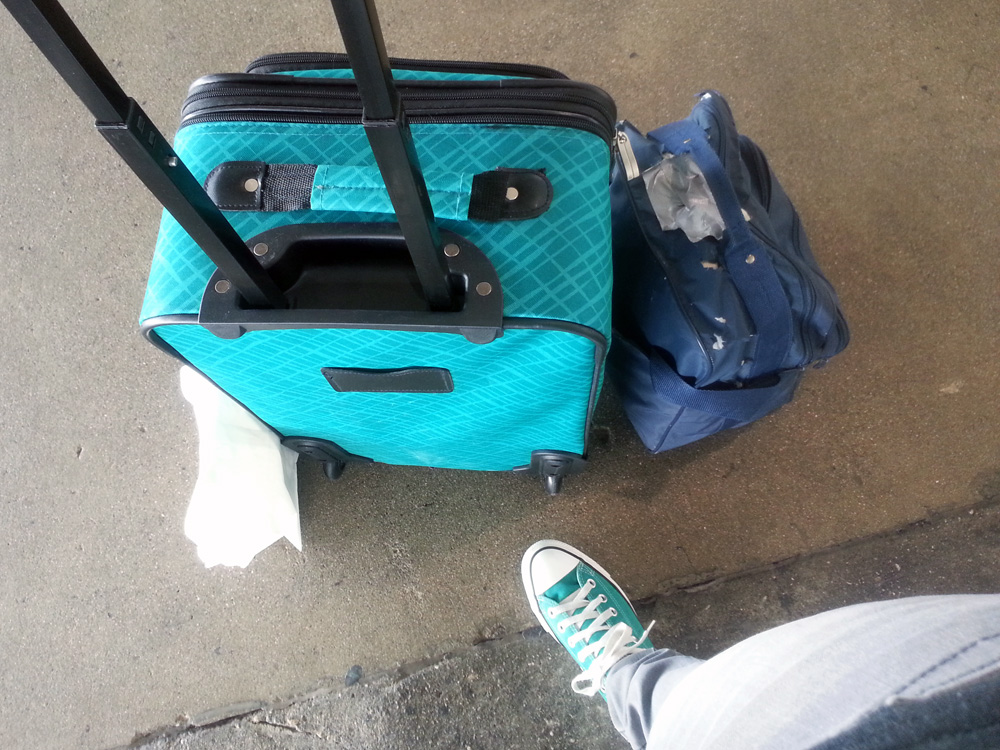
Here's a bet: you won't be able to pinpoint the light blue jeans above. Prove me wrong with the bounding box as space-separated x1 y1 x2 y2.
604 595 1000 750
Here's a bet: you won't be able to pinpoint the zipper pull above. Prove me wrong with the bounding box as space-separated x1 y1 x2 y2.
616 129 641 181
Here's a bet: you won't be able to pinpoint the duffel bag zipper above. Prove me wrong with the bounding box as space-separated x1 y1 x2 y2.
614 131 716 374
179 77 615 143
245 51 569 80
739 135 774 213
746 220 817 364
615 130 641 180
741 138 847 361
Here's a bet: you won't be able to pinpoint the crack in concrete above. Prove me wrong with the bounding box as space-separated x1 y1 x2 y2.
124 631 551 747
788 520 811 548
249 715 325 739
678 545 694 567
640 495 1000 605
124 704 265 748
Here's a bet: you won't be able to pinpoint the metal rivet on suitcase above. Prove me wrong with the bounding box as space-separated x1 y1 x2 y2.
244 178 260 193
444 243 460 257
252 243 269 257
214 280 231 294
476 282 493 296
746 254 756 264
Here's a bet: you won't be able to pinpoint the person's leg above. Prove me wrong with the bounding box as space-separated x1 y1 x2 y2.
640 594 1000 750
521 540 701 750
521 541 1000 750
602 649 703 749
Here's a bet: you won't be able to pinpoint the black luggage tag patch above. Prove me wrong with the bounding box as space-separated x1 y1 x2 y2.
468 168 553 221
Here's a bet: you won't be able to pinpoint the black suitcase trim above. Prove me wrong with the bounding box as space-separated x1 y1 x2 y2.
245 52 569 80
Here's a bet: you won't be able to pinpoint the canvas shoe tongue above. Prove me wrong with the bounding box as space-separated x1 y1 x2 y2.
539 563 624 647
542 565 586 603
538 564 655 697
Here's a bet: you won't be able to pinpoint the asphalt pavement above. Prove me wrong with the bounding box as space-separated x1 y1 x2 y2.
127 497 1000 750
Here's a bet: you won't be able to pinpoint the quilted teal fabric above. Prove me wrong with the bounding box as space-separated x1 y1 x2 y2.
311 165 473 218
156 323 597 470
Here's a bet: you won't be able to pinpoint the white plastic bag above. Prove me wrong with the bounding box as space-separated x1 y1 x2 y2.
179 366 302 568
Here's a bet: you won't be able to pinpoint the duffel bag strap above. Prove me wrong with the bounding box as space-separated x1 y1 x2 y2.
647 119 794 378
649 349 800 423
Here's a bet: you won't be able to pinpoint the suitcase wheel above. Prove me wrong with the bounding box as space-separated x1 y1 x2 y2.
281 436 373 481
515 450 588 496
323 459 346 481
543 474 565 496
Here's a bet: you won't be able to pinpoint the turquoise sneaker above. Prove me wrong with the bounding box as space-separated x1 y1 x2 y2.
521 540 655 697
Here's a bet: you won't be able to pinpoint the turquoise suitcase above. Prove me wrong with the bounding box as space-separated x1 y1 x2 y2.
6 0 616 493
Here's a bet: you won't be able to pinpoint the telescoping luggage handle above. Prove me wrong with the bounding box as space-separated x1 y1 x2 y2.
0 0 287 310
1 0 467 316
328 0 453 311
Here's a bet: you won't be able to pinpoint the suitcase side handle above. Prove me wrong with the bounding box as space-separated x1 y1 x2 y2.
198 223 505 346
0 0 287 310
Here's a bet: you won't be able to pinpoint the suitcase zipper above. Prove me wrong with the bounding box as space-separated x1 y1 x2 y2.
183 81 609 112
184 109 609 136
245 52 569 80
179 76 616 143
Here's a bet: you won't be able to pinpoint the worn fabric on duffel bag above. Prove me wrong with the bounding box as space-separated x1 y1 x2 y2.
609 91 849 453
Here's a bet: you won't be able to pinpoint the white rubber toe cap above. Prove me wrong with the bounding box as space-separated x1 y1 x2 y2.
522 540 582 597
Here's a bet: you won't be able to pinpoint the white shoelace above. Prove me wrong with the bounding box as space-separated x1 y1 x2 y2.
547 578 655 696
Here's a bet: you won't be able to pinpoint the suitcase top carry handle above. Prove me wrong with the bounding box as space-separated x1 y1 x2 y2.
1 0 287 310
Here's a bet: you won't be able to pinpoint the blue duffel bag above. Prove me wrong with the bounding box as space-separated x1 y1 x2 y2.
608 91 849 453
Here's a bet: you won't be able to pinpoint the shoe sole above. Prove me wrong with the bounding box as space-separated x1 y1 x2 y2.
520 539 639 641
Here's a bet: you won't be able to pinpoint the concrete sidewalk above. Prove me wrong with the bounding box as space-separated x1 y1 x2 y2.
127 494 1000 749
0 1 998 749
